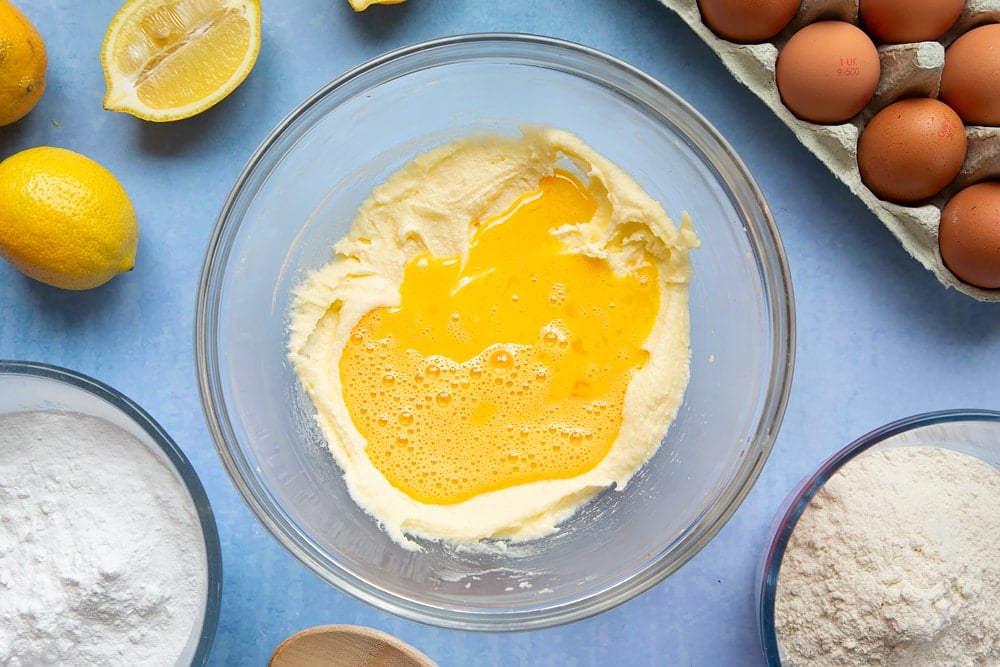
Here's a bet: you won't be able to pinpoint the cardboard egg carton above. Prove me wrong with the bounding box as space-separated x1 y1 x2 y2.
658 0 1000 301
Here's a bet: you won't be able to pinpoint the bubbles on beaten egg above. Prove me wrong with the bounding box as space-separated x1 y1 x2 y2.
338 171 658 505
342 325 627 503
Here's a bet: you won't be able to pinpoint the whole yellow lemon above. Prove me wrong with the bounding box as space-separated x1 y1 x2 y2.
0 0 47 126
0 147 139 291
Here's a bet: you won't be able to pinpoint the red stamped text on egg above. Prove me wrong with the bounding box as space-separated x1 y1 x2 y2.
837 57 862 77
938 121 955 141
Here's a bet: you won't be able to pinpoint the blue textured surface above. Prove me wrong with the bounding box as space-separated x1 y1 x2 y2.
2 1 998 665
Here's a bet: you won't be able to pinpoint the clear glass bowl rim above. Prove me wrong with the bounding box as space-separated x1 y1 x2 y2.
756 408 1000 665
196 32 795 630
0 359 223 665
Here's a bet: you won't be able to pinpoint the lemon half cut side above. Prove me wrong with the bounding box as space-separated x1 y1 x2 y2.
101 0 261 122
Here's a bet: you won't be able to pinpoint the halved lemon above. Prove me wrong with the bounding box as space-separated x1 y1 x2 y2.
348 0 407 10
101 0 261 122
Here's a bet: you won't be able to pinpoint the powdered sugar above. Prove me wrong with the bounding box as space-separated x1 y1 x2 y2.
0 410 207 666
775 446 1000 666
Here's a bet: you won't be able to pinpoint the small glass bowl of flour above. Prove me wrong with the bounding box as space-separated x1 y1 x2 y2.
757 410 1000 667
0 360 222 666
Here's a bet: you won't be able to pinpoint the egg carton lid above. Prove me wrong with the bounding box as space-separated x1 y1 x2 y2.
659 0 1000 302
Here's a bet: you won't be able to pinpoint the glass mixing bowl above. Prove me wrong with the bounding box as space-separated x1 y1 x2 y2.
0 360 222 665
196 33 794 630
757 410 1000 664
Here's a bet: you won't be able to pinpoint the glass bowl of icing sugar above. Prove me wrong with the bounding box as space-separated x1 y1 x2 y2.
0 360 221 666
758 409 1000 666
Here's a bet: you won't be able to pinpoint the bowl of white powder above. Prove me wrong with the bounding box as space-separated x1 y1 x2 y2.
758 409 1000 666
0 360 222 665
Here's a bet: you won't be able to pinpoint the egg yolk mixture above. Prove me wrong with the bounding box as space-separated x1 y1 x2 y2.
339 171 659 504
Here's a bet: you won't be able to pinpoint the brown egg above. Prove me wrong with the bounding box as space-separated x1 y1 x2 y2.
857 98 967 204
940 24 1000 127
698 0 801 43
939 181 1000 289
775 21 880 124
858 0 964 44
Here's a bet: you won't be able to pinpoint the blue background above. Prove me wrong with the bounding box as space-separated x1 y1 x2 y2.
2 1 998 665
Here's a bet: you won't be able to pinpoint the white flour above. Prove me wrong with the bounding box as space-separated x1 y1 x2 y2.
775 446 1000 666
0 410 208 666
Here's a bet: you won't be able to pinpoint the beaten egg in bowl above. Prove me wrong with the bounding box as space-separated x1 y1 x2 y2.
288 126 698 548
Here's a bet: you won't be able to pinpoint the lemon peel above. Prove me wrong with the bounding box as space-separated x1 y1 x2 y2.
0 147 139 291
0 0 47 126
